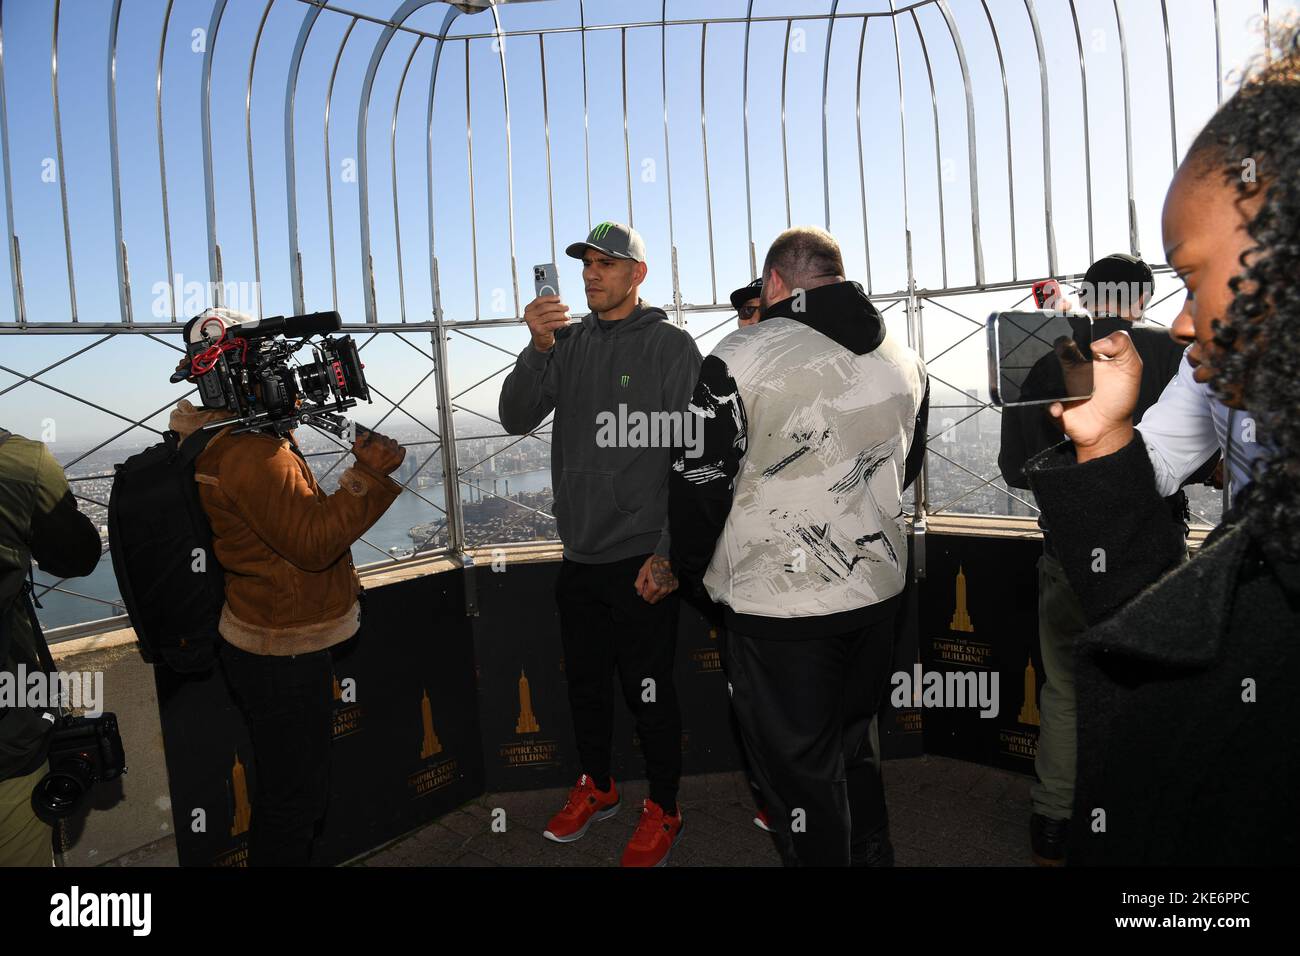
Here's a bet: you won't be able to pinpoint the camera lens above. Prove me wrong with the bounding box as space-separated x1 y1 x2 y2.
297 361 330 402
32 758 94 822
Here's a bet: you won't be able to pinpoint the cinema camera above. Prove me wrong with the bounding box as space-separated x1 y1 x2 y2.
171 309 372 439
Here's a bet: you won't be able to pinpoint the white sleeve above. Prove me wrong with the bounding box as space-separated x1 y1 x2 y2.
1134 353 1218 497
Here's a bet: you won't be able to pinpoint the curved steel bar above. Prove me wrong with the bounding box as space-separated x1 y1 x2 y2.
820 0 839 231
661 1 677 300
201 0 230 307
1022 0 1057 278
244 0 275 320
357 0 458 324
284 0 326 315
424 5 461 321
488 1 520 317
1213 0 1222 104
621 26 632 226
699 22 716 301
853 16 873 292
1110 0 1138 256
51 0 77 320
538 33 556 264
779 18 792 229
465 39 480 319
108 0 130 323
977 0 1016 281
156 0 178 321
888 0 922 513
1065 0 1094 266
579 0 591 230
742 0 756 276
1159 0 1177 172
909 9 947 288
325 18 358 311
886 1 911 267
0 2 23 325
936 0 984 286
390 36 424 324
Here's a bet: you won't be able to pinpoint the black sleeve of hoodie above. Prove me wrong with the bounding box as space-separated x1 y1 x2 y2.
903 378 930 492
1024 433 1186 625
30 451 100 580
668 354 747 583
997 357 1065 491
498 342 560 436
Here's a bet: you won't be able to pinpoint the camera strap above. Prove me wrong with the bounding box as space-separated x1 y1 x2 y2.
22 569 57 676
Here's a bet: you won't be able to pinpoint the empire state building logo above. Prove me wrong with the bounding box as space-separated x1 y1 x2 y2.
229 751 251 837
950 565 975 633
420 688 442 759
516 669 540 734
1019 658 1040 726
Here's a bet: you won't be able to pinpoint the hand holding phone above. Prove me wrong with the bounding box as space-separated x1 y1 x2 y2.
527 264 571 352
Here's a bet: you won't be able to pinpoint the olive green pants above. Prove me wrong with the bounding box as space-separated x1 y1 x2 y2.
1029 551 1087 821
0 765 53 867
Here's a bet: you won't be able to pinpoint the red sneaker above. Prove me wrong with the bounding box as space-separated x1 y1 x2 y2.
753 808 773 833
543 775 620 843
620 799 683 867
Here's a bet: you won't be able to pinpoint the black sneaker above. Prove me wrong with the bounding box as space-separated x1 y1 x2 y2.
1030 813 1069 866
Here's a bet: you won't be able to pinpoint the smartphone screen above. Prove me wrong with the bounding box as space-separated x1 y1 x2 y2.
987 310 1093 407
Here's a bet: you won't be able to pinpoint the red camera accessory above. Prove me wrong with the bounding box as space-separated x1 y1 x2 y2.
1032 278 1062 309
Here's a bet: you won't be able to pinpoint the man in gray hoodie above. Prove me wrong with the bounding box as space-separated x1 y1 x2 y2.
499 221 701 867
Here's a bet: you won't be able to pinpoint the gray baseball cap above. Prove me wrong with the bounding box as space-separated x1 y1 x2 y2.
565 221 646 263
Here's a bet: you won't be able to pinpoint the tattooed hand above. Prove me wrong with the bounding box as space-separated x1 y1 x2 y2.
635 554 679 604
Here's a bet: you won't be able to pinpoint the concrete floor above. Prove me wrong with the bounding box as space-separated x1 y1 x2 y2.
354 756 1033 867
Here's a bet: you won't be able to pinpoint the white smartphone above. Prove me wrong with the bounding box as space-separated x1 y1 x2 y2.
533 263 560 299
533 262 577 331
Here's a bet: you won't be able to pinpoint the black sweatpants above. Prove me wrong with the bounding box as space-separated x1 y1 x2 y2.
722 616 896 866
555 554 682 810
219 641 335 866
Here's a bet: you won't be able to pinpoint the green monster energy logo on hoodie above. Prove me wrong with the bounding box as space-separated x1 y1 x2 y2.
591 222 614 241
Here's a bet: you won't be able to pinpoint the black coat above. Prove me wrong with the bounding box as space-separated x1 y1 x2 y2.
1026 434 1300 865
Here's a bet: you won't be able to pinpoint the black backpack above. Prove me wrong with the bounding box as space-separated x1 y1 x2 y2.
108 427 229 672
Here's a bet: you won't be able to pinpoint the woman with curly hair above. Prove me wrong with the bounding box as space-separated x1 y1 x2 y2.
1022 24 1300 865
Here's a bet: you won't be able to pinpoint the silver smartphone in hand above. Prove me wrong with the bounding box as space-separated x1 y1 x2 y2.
533 263 560 299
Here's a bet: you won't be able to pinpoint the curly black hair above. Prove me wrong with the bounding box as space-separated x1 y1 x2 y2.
1189 20 1300 561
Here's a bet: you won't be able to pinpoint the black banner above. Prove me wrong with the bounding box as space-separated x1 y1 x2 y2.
472 559 744 793
916 533 1044 775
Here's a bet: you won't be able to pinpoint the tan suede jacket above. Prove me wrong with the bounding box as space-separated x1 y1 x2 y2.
168 400 402 656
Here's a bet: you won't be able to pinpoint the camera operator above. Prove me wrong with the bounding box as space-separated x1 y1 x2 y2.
171 308 406 866
0 428 100 866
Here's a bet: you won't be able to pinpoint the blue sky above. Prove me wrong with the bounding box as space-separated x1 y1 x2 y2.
0 0 1289 447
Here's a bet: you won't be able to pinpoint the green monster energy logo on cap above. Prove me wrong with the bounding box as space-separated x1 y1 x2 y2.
591 222 615 241
620 374 630 387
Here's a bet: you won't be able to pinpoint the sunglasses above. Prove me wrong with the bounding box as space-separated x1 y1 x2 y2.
737 305 760 321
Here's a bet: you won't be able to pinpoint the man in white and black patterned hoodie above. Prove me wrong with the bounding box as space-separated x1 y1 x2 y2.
669 226 928 867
